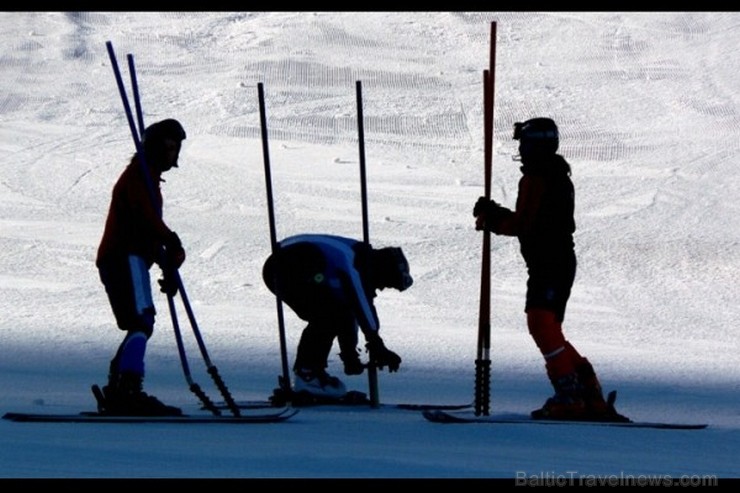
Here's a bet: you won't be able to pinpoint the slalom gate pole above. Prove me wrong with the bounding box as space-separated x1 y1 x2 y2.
356 80 380 408
475 21 496 416
474 69 493 416
356 81 370 244
107 42 235 416
127 54 145 140
257 82 292 398
104 42 156 208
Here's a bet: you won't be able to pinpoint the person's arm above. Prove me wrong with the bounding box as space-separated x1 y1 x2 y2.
329 242 379 334
125 168 185 289
490 175 545 236
126 168 173 242
333 244 400 372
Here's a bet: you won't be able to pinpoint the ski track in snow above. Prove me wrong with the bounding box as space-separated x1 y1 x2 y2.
2 11 738 381
2 10 738 391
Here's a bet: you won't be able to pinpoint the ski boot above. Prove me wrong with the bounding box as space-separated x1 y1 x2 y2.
293 368 347 400
531 372 588 421
575 361 631 422
95 372 182 417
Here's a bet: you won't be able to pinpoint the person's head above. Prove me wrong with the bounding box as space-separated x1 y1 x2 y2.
371 247 413 292
143 119 186 172
513 117 559 163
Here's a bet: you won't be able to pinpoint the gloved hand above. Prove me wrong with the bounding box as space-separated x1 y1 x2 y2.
164 231 186 269
365 334 402 372
473 197 509 232
473 196 504 216
158 271 179 296
473 196 495 217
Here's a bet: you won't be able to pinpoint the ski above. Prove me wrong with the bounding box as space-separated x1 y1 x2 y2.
206 389 472 411
2 407 298 424
421 409 707 430
394 402 473 411
213 400 473 411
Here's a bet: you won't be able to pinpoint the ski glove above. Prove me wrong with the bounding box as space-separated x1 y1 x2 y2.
157 232 184 296
158 272 179 296
473 196 498 217
365 334 402 373
164 231 186 269
473 197 509 232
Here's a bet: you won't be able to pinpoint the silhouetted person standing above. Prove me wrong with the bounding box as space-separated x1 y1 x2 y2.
96 119 187 416
474 117 627 422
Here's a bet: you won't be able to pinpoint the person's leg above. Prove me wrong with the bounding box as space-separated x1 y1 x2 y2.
525 259 587 418
98 256 180 416
294 319 337 373
293 312 351 398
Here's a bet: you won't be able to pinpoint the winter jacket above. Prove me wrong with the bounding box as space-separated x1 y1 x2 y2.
263 234 381 335
493 154 576 272
96 156 174 268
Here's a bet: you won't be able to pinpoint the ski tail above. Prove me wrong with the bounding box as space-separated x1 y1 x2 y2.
604 390 632 423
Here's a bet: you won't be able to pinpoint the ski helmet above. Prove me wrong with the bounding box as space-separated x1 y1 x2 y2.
372 247 413 292
143 119 186 168
513 117 559 161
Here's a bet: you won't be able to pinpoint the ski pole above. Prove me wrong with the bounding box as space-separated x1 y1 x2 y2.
165 291 221 415
355 80 380 408
172 271 241 415
257 82 293 399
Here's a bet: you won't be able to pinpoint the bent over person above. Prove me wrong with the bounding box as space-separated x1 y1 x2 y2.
95 119 187 416
473 117 627 422
263 234 412 400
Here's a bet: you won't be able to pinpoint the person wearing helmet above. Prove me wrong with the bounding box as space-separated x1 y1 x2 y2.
262 234 412 402
473 118 627 422
95 118 187 416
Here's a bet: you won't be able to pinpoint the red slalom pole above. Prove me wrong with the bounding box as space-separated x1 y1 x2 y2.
475 21 496 416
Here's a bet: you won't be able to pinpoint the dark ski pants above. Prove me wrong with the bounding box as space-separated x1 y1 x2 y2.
294 309 358 372
98 254 156 376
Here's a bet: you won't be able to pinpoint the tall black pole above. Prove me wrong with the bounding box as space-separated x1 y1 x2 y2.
357 81 370 244
356 81 380 408
257 83 292 396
